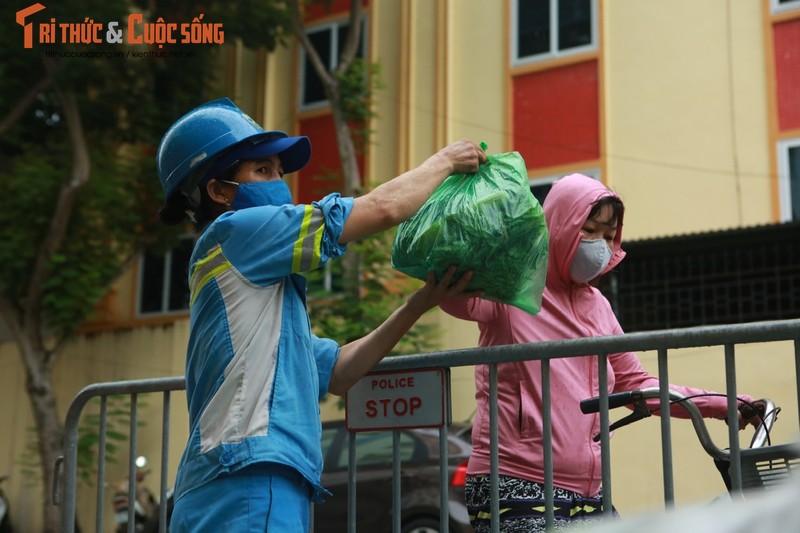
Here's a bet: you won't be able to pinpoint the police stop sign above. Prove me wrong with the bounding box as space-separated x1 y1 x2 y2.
345 368 450 431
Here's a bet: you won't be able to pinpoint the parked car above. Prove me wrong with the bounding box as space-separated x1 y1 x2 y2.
314 420 474 533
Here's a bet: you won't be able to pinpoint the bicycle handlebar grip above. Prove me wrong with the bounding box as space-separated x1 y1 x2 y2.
580 391 640 414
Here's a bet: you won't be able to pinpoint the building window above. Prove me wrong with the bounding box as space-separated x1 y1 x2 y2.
300 18 367 110
512 0 597 66
772 0 800 14
529 168 599 205
530 178 554 206
778 138 800 221
137 236 194 316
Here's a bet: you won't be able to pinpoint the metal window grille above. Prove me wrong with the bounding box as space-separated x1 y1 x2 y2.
606 222 800 332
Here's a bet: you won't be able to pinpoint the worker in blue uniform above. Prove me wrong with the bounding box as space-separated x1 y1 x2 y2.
156 98 486 532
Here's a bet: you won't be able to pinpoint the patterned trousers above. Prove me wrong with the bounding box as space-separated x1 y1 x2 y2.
465 474 614 532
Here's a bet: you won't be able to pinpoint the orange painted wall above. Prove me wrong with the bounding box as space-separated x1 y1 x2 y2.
297 0 369 203
512 60 599 169
298 115 367 204
304 0 368 20
774 18 800 131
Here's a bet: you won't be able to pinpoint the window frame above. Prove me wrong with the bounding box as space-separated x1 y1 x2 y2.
771 0 800 14
511 0 598 68
298 16 369 112
529 167 600 205
777 137 800 222
135 234 195 318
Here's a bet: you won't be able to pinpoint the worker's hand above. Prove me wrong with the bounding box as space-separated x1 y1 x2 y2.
435 139 487 175
407 266 484 315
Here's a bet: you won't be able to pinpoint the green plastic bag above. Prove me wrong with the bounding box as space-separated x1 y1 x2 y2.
391 145 549 315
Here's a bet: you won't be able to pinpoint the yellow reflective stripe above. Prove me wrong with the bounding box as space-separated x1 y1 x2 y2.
292 206 313 272
291 205 324 272
190 263 231 305
191 246 222 280
189 246 231 305
311 219 324 270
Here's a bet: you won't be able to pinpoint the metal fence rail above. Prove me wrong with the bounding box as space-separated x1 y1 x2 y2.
58 376 185 533
58 319 800 532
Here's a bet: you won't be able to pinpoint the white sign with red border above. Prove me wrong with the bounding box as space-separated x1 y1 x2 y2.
345 368 450 431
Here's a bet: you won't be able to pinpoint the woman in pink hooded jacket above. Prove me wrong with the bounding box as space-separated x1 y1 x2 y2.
441 173 763 532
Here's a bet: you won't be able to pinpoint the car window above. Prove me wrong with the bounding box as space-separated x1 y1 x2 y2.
410 427 472 457
326 430 421 470
321 425 339 458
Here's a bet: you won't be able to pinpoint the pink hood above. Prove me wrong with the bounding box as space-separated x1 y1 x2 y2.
544 173 625 289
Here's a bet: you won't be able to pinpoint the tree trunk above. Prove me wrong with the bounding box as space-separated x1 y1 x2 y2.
328 92 364 301
288 0 368 304
23 342 65 533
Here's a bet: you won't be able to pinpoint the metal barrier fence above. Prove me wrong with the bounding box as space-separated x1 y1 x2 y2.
58 319 800 532
57 377 185 533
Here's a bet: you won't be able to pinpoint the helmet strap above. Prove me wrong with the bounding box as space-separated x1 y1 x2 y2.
184 187 202 223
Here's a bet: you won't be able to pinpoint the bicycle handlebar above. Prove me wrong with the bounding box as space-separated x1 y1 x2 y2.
579 390 644 414
579 388 778 461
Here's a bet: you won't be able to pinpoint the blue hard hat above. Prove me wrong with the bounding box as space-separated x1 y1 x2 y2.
156 98 311 200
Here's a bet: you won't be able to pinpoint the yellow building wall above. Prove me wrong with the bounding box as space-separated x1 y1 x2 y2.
573 0 787 514
603 0 773 240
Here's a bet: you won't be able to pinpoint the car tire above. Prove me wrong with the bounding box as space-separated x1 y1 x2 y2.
401 517 441 533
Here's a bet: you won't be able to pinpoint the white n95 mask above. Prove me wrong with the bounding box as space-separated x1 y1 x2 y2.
569 239 612 284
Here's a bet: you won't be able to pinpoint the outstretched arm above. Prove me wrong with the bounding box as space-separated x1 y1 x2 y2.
328 267 483 395
339 139 486 243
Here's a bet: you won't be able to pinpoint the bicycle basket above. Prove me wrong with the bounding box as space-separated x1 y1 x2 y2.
739 443 800 491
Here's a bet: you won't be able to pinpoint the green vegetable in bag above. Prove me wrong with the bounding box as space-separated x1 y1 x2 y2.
391 144 549 315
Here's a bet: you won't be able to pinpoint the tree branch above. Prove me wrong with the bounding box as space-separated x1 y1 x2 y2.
0 73 55 139
0 295 41 374
288 0 335 88
24 58 90 346
336 0 362 74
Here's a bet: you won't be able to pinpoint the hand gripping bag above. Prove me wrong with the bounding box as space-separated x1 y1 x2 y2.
391 145 549 315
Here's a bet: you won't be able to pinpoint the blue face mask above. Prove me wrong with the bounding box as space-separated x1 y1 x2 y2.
226 180 293 210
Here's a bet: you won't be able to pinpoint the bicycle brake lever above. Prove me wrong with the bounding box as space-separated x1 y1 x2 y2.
592 401 652 442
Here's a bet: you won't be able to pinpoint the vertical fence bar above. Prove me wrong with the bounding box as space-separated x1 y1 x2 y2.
347 431 356 533
392 430 401 533
795 339 800 428
597 353 613 517
657 348 674 508
127 394 138 533
158 391 171 532
94 396 108 533
439 424 449 533
62 410 79 533
541 359 554 530
724 344 742 495
489 363 499 533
